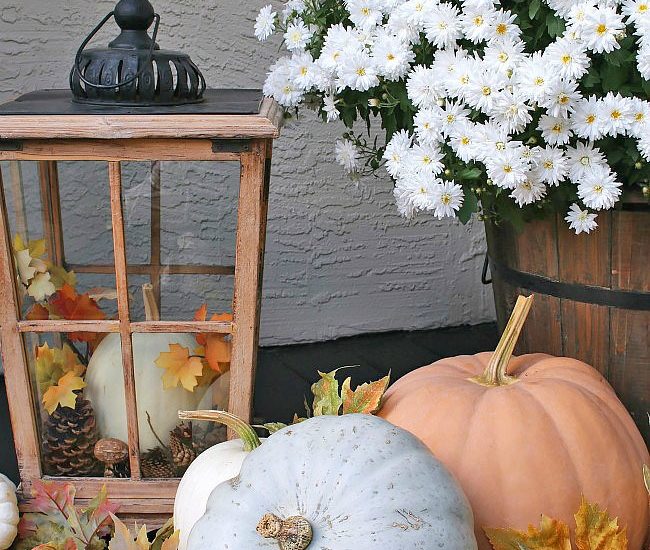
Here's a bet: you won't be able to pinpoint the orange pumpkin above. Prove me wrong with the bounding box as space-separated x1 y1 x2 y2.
379 295 650 550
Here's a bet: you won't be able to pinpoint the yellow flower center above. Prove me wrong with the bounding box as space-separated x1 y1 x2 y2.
282 85 293 94
558 94 570 104
423 122 430 129
422 156 432 164
534 76 545 86
496 23 508 35
300 67 308 76
596 23 607 35
460 75 470 84
473 16 484 26
586 114 597 124
561 54 572 65
441 193 452 205
387 53 395 61
498 52 509 62
447 114 456 123
611 110 621 120
640 4 648 12
461 136 470 145
482 86 492 96
419 186 427 194
552 123 563 133
415 2 423 11
333 51 341 60
361 7 371 15
522 181 532 190
356 67 367 76
636 112 645 121
439 22 448 29
544 160 554 169
496 142 506 151
594 184 603 194
503 165 513 173
580 156 590 166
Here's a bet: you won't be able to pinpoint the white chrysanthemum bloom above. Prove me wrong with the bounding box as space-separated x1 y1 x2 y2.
514 53 560 102
394 186 418 218
538 114 574 145
486 9 521 42
445 56 481 101
284 19 313 51
622 0 650 25
462 0 500 9
636 134 650 160
414 108 444 145
346 0 384 30
460 5 498 43
490 89 533 133
335 139 361 174
581 6 625 53
629 97 650 137
255 5 277 41
432 181 465 219
567 1 599 34
323 95 340 122
338 51 379 91
438 100 472 136
449 122 480 162
474 122 516 162
383 130 413 177
578 165 622 209
571 96 607 140
483 37 526 73
371 32 415 81
264 57 305 107
432 47 468 83
544 37 591 80
424 3 463 49
510 178 547 206
290 52 318 90
485 147 531 189
408 143 445 175
386 8 421 43
464 68 506 113
531 146 569 186
565 203 599 234
547 0 580 18
394 172 440 213
636 42 650 78
565 141 607 180
540 78 582 118
400 0 436 26
406 66 446 108
599 92 633 136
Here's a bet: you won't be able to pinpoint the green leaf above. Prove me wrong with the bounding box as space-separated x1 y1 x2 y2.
311 368 344 415
341 373 390 414
256 422 288 434
457 189 479 225
529 0 541 20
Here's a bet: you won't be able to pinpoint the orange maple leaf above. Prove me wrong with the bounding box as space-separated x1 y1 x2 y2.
26 302 50 321
193 305 232 375
155 343 205 392
50 283 106 343
42 371 86 414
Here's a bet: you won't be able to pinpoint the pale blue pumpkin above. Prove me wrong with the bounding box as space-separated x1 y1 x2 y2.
188 414 477 550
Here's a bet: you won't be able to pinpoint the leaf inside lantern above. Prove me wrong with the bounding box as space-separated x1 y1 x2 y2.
36 342 85 395
155 343 205 392
42 371 86 415
194 305 233 374
28 272 56 302
341 373 390 414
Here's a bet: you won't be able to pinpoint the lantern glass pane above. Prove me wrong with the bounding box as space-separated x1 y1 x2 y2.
121 161 237 322
0 160 117 321
133 332 230 478
23 332 129 478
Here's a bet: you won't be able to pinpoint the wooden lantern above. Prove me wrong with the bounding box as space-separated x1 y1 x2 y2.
0 89 281 523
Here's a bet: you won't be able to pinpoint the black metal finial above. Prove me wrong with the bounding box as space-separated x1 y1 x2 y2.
69 0 206 106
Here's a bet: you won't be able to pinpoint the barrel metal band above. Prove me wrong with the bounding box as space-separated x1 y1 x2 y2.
488 256 650 311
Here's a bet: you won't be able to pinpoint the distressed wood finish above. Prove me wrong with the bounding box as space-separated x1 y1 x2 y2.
108 161 142 479
0 96 281 522
486 208 650 444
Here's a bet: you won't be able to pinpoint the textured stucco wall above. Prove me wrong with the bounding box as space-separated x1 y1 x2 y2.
0 0 495 346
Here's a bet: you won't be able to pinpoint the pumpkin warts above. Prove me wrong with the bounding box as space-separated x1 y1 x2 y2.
256 514 313 550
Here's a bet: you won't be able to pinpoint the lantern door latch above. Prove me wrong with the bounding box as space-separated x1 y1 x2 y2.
0 140 23 151
212 139 252 153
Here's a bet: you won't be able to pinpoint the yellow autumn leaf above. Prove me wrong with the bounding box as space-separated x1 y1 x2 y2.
485 515 572 550
49 264 77 290
160 531 180 550
341 373 390 414
42 371 86 414
28 272 56 301
36 343 85 395
15 248 36 285
155 343 205 392
574 497 627 550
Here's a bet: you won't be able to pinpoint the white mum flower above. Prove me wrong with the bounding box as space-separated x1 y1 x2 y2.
485 147 531 189
346 0 384 30
323 95 340 122
464 68 506 113
371 32 415 80
571 96 607 140
408 143 445 175
483 38 526 73
406 65 446 108
338 51 379 91
490 89 534 133
284 19 313 51
432 181 465 219
414 108 444 145
460 5 498 43
577 165 622 209
510 178 547 206
424 3 463 49
514 53 560 102
445 56 480 100
486 9 521 42
474 122 514 162
599 92 633 136
540 78 582 118
438 100 472 136
387 7 421 43
531 146 569 186
637 134 650 160
290 52 319 90
565 141 607 180
547 0 581 18
400 0 436 26
335 139 361 173
383 130 413 177
263 57 305 107
636 42 650 78
629 97 650 137
449 122 481 162
565 203 599 234
255 5 277 41
544 37 591 80
538 114 574 145
622 0 650 25
394 172 440 213
581 6 625 53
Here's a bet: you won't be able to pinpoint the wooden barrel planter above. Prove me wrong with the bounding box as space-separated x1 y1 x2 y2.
484 205 650 445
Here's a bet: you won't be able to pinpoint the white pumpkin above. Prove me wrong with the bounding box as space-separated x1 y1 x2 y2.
85 332 206 451
188 414 477 550
174 411 263 550
0 474 19 550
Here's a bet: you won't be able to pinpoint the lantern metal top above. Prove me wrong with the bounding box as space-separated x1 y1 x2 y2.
70 0 206 107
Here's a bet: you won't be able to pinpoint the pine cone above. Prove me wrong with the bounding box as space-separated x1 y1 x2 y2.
141 447 174 478
42 394 101 476
169 423 196 470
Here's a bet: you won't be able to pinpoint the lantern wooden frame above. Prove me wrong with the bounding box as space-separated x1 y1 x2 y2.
0 93 282 523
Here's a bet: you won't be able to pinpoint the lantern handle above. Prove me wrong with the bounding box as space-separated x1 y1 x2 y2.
72 11 161 91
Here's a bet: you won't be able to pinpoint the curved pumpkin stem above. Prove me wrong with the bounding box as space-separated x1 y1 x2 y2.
178 410 261 451
470 294 534 387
